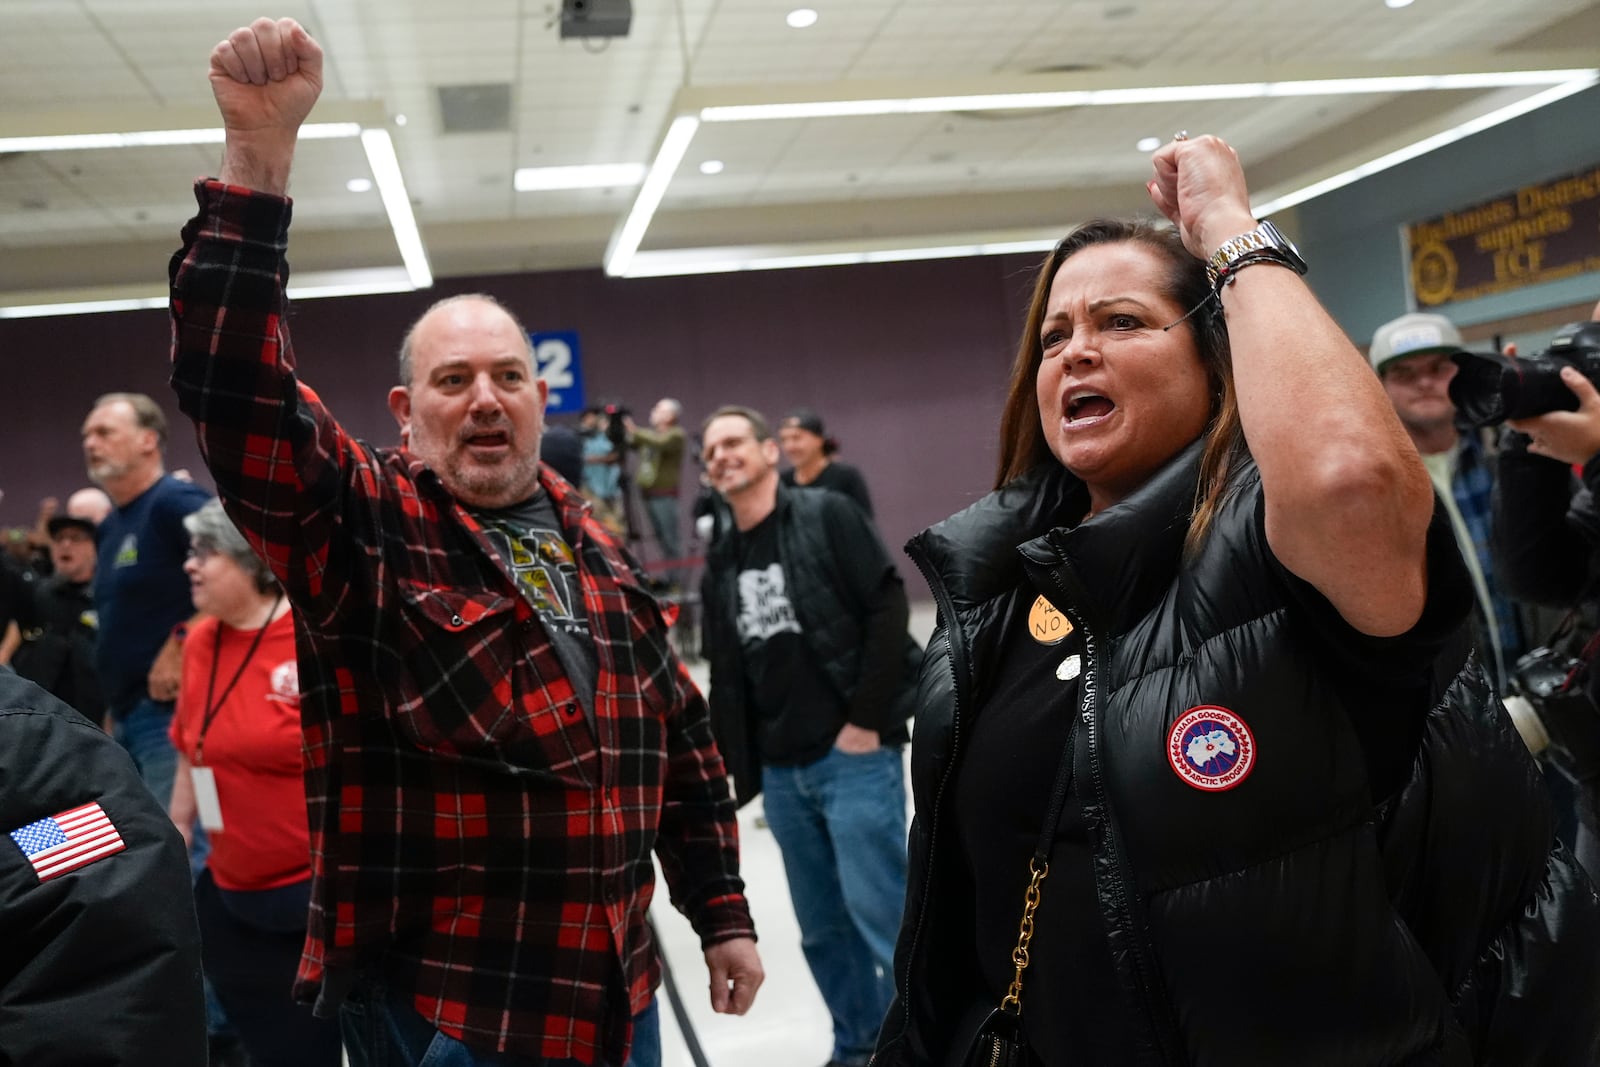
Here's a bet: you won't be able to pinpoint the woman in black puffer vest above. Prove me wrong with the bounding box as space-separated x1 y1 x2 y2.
873 136 1600 1067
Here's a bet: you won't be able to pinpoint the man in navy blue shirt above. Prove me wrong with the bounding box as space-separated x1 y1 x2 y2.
81 392 210 808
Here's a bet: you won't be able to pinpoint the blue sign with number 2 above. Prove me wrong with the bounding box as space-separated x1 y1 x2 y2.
531 331 586 415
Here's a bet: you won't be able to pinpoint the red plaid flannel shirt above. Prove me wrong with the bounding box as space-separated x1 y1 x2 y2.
168 180 753 1064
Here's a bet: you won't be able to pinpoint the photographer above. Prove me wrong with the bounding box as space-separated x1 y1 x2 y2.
626 399 688 583
1490 299 1600 879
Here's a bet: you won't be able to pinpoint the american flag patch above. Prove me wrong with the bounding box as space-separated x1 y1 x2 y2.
8 802 126 882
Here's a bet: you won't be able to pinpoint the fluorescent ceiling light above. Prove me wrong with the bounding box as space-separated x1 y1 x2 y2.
786 8 819 29
2 108 431 315
624 236 1058 278
513 162 646 191
286 267 416 301
616 71 1599 279
360 128 432 289
0 122 360 153
697 70 1597 122
604 114 701 277
1251 73 1600 217
699 159 725 175
0 267 418 319
0 296 172 319
1136 136 1162 152
609 63 1597 278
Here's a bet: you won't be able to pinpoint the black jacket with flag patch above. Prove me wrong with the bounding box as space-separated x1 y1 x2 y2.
0 668 206 1067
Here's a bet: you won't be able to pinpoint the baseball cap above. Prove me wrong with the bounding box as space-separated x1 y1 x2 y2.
1369 312 1469 375
780 408 827 437
47 514 96 538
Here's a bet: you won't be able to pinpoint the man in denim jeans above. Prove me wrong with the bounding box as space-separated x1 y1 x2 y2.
701 406 918 1067
82 393 209 808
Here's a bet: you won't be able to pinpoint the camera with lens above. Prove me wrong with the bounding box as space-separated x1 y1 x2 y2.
1449 321 1600 429
1505 644 1600 784
601 402 631 449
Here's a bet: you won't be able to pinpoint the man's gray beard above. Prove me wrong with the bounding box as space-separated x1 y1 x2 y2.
86 461 121 487
447 457 541 504
416 427 543 506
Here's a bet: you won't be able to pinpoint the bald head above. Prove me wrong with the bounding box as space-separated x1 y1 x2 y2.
66 487 113 525
398 293 534 388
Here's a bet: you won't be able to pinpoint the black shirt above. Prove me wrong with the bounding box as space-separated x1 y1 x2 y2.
734 513 846 765
781 461 874 518
472 491 598 712
954 588 1127 1064
10 577 103 722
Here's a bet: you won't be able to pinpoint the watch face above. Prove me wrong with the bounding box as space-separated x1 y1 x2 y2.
1259 220 1294 251
1258 220 1307 271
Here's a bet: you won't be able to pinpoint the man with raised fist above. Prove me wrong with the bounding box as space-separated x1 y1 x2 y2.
169 18 763 1067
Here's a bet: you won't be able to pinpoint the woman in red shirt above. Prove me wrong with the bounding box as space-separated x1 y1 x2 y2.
168 500 341 1067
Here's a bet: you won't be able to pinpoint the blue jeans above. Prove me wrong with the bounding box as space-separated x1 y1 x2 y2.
762 746 908 1066
340 976 659 1067
112 695 179 807
113 695 210 871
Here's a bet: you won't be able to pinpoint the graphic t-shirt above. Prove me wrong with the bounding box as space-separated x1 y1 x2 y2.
734 514 845 765
168 611 310 891
473 491 599 711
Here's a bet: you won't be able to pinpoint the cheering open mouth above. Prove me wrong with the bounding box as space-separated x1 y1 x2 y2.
1064 388 1115 425
462 428 512 451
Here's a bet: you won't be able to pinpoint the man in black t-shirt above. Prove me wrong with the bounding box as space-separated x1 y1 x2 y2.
777 408 874 519
701 405 917 1067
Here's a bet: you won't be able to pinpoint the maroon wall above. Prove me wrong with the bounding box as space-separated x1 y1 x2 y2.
0 252 1045 594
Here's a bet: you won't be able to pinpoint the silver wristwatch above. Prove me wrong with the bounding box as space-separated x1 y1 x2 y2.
1205 220 1307 289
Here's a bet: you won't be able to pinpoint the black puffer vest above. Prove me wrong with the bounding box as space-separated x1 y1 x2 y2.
875 443 1600 1066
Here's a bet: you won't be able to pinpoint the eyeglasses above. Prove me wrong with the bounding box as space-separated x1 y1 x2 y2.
1383 355 1456 386
186 545 221 562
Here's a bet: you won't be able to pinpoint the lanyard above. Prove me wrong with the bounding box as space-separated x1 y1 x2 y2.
194 591 283 765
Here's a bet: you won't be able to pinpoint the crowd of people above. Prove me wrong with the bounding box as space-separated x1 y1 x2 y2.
4 14 1600 1067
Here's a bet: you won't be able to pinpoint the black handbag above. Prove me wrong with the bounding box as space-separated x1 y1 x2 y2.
952 1003 1027 1067
947 713 1078 1067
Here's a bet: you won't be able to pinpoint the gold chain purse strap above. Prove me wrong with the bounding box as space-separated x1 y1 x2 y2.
1002 858 1048 1011
1004 711 1077 1013
963 706 1081 1066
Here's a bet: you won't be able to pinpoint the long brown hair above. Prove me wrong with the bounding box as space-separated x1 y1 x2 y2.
993 219 1245 552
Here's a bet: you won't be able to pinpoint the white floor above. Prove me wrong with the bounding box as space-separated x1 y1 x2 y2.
649 603 937 1067
650 793 835 1067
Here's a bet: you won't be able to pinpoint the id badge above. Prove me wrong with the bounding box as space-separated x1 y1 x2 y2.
190 765 225 832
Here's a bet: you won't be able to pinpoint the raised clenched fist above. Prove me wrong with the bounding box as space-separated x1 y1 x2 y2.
208 17 323 140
